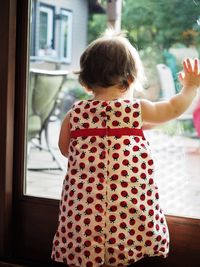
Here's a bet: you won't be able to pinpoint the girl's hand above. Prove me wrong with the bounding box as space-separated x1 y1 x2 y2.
141 58 200 124
179 58 200 90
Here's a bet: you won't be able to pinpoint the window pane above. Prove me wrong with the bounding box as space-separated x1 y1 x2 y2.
26 0 200 220
60 9 72 62
145 126 200 219
120 0 200 219
39 11 48 49
37 4 55 57
63 17 68 58
26 0 85 199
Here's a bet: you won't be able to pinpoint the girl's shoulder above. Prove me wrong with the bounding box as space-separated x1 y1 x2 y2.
120 98 141 110
69 99 88 111
70 98 141 109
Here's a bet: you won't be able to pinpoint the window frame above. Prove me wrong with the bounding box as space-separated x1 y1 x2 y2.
37 2 55 58
1 1 200 266
0 0 16 257
59 8 73 63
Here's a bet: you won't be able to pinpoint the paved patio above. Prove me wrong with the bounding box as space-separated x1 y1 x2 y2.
26 121 200 219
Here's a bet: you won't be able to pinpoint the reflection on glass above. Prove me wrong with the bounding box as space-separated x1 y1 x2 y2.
39 10 49 49
60 9 72 62
38 4 55 55
26 0 200 219
26 0 87 199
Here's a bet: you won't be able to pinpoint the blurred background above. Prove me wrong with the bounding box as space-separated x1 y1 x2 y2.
26 0 200 219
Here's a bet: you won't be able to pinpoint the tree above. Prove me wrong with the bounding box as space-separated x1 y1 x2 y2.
88 14 107 43
88 0 200 49
122 0 200 49
88 0 107 43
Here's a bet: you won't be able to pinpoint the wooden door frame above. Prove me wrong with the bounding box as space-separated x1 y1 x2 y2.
0 0 16 258
0 0 200 266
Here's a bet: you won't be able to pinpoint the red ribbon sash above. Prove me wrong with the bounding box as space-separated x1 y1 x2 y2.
70 127 144 138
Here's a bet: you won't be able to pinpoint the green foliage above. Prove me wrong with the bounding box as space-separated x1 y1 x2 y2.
64 77 90 100
157 120 196 136
88 0 200 49
88 14 107 43
156 121 180 136
121 0 200 50
87 0 200 104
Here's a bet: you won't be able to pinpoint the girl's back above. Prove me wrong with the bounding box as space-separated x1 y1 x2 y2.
51 98 169 267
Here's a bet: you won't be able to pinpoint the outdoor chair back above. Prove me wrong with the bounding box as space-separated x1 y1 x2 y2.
28 69 68 141
27 69 68 170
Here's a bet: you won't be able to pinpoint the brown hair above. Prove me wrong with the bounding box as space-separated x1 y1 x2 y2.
77 30 144 90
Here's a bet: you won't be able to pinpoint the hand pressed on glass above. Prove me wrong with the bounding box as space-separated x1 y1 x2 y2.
141 58 200 124
179 58 200 89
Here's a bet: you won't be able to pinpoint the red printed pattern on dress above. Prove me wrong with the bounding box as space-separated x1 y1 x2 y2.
51 99 169 267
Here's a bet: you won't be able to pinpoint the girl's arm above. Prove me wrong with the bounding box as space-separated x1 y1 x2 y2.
58 111 71 157
141 58 200 124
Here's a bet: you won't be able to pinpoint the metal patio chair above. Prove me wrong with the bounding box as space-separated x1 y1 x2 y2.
27 68 68 171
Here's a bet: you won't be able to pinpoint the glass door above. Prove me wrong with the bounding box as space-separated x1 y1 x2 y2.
13 0 200 266
13 0 87 263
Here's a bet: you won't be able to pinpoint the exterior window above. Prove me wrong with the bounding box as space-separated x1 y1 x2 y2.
38 4 55 57
30 0 36 56
60 9 72 63
30 3 73 63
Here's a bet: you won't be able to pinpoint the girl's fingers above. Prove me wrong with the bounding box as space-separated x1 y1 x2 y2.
178 72 184 80
186 58 193 72
183 58 200 75
194 58 199 75
183 60 189 74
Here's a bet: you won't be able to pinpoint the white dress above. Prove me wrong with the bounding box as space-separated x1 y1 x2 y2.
51 99 170 267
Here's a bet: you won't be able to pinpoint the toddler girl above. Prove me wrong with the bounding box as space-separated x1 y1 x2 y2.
51 32 200 267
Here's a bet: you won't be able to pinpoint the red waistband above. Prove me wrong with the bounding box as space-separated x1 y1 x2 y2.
70 127 144 138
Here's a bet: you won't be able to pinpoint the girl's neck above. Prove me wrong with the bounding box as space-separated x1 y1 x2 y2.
91 86 132 101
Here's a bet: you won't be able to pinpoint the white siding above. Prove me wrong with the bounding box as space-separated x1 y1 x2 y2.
30 0 88 72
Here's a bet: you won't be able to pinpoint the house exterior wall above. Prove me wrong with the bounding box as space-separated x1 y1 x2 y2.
30 0 88 72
